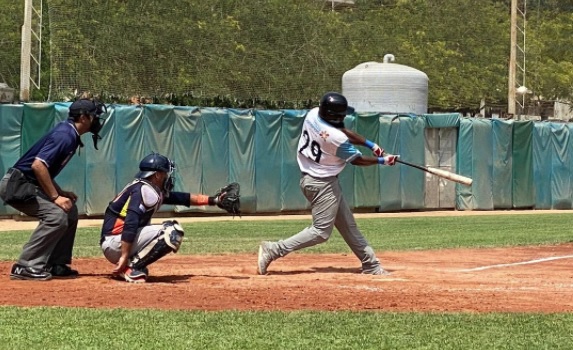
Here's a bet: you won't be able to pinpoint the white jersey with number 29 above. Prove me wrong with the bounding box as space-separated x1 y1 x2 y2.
297 108 362 178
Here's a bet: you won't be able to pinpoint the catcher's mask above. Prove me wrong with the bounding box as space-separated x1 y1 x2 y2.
68 98 108 150
135 152 176 194
318 92 355 129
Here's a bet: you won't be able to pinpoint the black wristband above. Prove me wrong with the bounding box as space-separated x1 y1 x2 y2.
51 195 60 202
208 196 217 206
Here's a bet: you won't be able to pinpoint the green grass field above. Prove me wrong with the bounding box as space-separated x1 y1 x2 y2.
1 213 572 349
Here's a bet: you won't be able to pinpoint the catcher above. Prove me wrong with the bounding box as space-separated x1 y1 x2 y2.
99 152 240 283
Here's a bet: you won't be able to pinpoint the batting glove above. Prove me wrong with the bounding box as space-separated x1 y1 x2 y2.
378 155 398 166
372 144 385 157
365 140 385 157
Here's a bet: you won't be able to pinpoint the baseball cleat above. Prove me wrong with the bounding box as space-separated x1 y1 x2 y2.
119 267 148 283
257 241 274 275
361 266 390 275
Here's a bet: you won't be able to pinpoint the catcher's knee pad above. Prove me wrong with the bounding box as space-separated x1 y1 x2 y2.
161 220 185 252
130 221 185 270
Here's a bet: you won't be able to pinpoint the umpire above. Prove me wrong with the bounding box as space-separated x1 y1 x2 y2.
0 98 107 281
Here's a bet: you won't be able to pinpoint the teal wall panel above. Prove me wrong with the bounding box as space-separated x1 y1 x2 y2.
85 104 118 215
378 115 401 211
229 109 256 213
172 107 203 213
457 119 476 210
0 105 23 216
5 102 573 217
492 120 513 209
550 123 572 209
254 110 283 212
533 123 552 209
200 108 230 213
114 105 146 192
281 110 308 211
512 121 535 208
398 117 425 210
354 114 382 208
338 115 356 210
21 103 55 153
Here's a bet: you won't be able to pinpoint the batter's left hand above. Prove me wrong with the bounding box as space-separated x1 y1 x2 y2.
371 144 385 157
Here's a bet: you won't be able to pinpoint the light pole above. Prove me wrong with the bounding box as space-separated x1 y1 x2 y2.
508 0 527 118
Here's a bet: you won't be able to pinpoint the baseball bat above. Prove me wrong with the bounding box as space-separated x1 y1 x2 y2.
395 159 473 186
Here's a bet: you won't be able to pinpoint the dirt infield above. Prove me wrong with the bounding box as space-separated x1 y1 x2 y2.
1 245 573 313
1 210 572 313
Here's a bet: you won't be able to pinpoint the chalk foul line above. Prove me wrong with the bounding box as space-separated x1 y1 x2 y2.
459 255 573 272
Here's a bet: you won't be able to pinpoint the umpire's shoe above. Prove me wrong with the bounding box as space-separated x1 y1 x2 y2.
10 263 52 281
49 264 79 279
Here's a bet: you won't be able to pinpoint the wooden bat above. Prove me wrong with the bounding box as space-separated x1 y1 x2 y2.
395 159 473 186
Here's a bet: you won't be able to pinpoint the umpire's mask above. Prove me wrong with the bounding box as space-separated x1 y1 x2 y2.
89 101 107 150
69 98 108 150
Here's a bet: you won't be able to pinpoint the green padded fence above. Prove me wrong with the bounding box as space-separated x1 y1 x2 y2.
0 103 571 216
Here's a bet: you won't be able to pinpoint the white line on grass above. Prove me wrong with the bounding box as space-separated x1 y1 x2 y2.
459 255 573 272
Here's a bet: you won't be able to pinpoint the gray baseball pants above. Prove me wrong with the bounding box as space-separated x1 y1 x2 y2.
100 225 163 264
0 173 78 271
269 173 381 273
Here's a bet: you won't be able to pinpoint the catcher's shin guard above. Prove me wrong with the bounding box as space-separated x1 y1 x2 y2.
130 221 185 270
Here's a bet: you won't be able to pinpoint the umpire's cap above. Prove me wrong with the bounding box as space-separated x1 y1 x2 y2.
69 98 106 118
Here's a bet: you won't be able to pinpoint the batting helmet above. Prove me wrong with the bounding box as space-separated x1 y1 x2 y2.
318 92 355 128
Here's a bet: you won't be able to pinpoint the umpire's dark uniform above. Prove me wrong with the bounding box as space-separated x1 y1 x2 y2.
0 99 105 281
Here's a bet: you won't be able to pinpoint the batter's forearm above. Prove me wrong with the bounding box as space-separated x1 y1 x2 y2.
341 129 366 145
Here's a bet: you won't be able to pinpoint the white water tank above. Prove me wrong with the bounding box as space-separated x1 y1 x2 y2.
342 54 428 114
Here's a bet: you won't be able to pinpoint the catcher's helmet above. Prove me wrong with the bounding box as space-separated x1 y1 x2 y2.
318 92 355 127
135 153 176 193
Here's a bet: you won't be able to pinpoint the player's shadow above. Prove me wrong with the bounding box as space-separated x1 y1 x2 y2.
190 274 250 280
271 266 358 275
97 274 192 283
270 266 396 275
94 273 251 283
148 274 250 283
146 275 192 283
79 273 115 278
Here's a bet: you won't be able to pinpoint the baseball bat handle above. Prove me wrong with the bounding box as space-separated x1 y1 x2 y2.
395 158 427 171
395 159 473 186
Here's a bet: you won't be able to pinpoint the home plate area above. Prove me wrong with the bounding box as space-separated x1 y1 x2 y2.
1 244 573 313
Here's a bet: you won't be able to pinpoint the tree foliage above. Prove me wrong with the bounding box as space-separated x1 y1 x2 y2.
0 0 572 111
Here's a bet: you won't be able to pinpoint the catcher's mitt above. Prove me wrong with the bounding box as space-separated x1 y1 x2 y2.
214 182 241 216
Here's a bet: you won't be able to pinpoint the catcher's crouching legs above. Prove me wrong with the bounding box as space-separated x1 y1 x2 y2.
125 221 184 283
